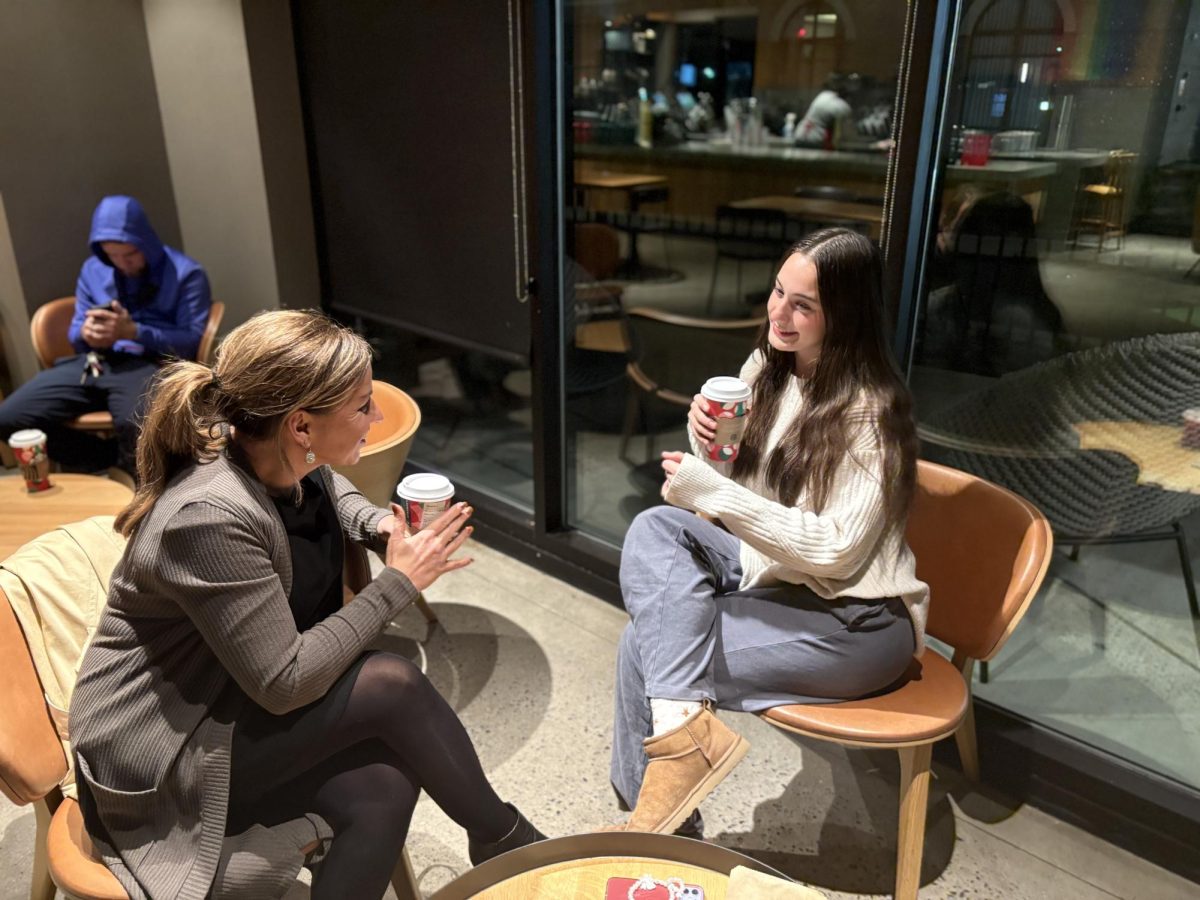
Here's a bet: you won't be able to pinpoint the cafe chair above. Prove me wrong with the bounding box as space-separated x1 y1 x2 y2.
620 307 763 465
708 206 789 314
1071 150 1137 252
29 296 225 437
331 379 436 626
0 517 423 900
572 222 626 327
917 332 1200 678
760 460 1052 900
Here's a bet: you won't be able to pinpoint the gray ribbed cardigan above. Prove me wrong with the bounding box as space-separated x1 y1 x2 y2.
68 452 417 900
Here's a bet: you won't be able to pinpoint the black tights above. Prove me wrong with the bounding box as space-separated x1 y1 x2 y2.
226 652 515 899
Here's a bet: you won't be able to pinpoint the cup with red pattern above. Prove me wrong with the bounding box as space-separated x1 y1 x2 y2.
8 429 52 492
395 473 455 533
1183 409 1200 450
700 376 752 462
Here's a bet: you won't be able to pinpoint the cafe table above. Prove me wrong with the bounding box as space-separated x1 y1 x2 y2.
574 172 671 280
0 473 133 559
728 195 883 240
1072 421 1200 495
429 832 814 900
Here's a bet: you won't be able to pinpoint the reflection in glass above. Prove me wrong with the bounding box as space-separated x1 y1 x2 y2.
914 0 1200 788
349 317 534 513
565 1 904 543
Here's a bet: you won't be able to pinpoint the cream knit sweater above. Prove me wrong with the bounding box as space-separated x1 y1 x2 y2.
666 352 929 654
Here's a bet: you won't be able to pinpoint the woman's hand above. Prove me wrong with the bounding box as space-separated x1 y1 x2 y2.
384 502 473 591
376 511 400 538
688 394 716 448
661 451 685 500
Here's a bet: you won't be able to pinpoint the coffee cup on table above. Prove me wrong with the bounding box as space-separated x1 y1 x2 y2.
8 429 52 492
395 473 455 533
1183 409 1200 450
700 376 752 462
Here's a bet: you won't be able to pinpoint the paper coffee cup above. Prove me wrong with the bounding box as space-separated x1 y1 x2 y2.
395 473 455 532
701 376 752 462
8 428 52 492
1183 409 1200 450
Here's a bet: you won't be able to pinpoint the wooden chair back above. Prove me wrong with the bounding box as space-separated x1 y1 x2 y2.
908 459 1053 663
30 297 77 369
31 297 225 368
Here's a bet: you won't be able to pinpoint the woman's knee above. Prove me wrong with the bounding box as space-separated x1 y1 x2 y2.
351 653 433 714
619 507 695 586
627 506 694 544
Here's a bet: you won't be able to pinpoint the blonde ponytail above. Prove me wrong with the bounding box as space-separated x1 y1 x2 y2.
115 362 224 536
114 310 373 537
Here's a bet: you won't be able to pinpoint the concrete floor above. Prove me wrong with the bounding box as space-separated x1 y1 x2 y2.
5 538 1195 899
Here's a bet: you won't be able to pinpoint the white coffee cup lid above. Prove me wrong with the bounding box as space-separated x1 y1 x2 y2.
8 429 47 449
396 473 454 502
1184 408 1200 421
701 376 751 403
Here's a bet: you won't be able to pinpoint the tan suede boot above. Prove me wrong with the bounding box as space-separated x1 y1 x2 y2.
621 707 749 834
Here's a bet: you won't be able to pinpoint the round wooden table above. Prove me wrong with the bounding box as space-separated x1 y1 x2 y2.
429 833 802 900
0 473 132 559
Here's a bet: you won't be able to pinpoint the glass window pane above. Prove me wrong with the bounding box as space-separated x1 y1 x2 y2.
564 2 905 543
917 0 1200 788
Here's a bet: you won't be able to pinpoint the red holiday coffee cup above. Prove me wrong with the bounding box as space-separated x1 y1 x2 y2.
394 473 455 532
1182 409 1200 450
8 429 52 492
700 376 752 462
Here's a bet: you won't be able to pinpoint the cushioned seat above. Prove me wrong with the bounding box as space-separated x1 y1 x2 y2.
761 654 968 745
47 800 126 900
758 460 1052 900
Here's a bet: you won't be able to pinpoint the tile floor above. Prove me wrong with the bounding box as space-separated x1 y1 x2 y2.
5 538 1195 899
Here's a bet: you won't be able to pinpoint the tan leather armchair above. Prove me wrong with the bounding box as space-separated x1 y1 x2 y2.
760 460 1053 900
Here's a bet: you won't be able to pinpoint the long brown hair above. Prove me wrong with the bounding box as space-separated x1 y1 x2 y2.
731 228 917 534
115 310 373 536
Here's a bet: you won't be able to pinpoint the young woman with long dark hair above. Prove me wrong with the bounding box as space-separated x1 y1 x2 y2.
608 228 927 834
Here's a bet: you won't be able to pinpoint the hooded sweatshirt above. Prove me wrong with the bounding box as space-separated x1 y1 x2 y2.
68 196 211 360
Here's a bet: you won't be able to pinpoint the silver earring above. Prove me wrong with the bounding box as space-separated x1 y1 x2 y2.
305 450 316 464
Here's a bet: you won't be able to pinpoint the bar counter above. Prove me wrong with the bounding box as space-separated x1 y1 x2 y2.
574 140 1059 221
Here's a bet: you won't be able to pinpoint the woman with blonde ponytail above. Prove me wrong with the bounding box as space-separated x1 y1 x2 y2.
70 310 544 900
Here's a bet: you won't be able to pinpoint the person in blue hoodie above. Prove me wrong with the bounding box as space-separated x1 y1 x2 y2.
0 195 211 476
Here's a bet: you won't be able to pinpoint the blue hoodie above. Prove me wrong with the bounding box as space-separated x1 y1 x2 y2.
69 196 212 360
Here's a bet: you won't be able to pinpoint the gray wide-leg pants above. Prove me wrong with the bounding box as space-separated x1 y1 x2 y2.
611 506 915 807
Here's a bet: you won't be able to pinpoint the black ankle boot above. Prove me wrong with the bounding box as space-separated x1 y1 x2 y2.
468 803 547 866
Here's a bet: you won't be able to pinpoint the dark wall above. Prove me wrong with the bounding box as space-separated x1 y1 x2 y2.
0 0 179 311
293 0 530 361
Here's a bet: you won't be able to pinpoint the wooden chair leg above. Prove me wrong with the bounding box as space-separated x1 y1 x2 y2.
32 798 55 900
390 846 421 900
895 743 933 900
952 654 980 781
413 592 438 625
